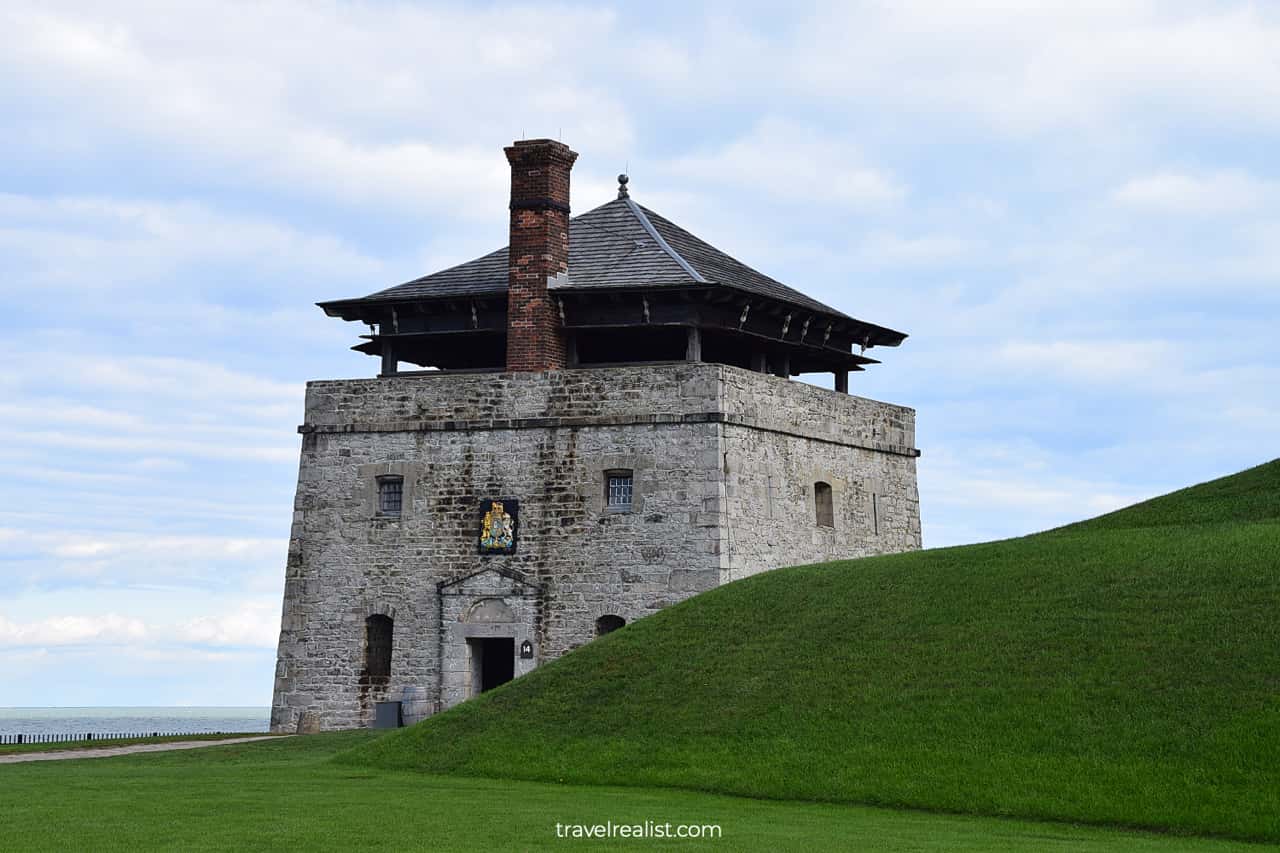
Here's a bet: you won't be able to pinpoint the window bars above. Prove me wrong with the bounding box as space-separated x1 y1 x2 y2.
378 477 403 516
606 472 634 511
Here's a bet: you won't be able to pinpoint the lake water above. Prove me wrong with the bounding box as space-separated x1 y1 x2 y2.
0 707 270 736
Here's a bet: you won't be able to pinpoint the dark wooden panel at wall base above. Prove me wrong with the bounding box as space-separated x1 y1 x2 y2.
373 702 403 729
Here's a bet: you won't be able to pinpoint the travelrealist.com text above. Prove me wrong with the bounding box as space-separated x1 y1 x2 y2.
554 821 723 840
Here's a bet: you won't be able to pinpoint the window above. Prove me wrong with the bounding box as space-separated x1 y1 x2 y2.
815 481 834 528
377 476 403 517
605 470 633 511
365 615 393 681
595 614 626 636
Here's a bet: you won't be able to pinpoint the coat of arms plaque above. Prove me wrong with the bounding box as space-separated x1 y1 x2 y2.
478 499 518 554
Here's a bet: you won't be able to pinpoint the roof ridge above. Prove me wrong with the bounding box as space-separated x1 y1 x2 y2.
575 206 646 245
622 198 708 284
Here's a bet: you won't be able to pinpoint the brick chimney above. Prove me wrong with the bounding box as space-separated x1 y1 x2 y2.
505 138 578 371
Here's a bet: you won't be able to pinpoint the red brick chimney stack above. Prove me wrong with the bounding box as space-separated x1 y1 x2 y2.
505 138 578 372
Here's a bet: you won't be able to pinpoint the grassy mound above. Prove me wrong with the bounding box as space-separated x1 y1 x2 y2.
344 460 1280 842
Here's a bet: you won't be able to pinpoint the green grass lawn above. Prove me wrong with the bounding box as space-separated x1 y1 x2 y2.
0 732 1265 852
0 732 265 755
347 459 1280 843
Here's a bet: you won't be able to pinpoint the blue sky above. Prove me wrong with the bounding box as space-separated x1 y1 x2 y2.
2 1 1278 707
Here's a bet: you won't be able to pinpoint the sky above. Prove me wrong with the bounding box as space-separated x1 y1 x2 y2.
2 0 1278 707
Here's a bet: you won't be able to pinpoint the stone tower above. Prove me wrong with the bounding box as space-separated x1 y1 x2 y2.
270 139 921 733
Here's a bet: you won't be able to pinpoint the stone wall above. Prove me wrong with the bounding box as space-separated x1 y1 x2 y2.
717 369 921 580
271 363 920 732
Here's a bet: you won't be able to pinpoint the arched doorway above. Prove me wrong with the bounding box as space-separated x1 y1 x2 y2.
437 568 542 709
464 599 516 696
363 615 393 683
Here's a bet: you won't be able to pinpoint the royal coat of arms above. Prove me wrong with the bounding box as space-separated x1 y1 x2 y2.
479 499 518 554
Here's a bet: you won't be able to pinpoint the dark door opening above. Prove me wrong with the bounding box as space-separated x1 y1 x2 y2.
470 637 515 694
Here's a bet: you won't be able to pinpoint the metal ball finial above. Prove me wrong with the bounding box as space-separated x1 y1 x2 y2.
617 173 630 198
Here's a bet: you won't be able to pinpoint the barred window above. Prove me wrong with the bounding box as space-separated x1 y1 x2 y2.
377 476 403 517
605 471 633 511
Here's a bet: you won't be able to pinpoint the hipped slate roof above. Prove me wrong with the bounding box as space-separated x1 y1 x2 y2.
321 196 906 345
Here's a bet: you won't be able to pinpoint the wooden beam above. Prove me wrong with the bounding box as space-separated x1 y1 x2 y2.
380 339 397 376
834 370 849 393
686 326 703 362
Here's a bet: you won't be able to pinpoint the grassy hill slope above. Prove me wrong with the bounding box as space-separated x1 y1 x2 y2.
344 460 1280 842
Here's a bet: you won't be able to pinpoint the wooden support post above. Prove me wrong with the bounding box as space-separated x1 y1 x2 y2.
686 326 702 362
380 339 397 376
835 370 849 393
774 353 791 378
751 352 768 373
567 333 580 368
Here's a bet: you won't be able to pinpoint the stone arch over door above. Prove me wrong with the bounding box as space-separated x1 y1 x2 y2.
437 568 543 710
466 598 516 623
586 601 640 643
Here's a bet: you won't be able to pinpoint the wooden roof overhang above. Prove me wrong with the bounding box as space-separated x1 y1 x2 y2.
324 284 903 374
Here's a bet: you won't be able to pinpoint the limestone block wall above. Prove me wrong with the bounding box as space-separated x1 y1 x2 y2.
272 366 724 733
270 363 921 733
717 370 921 580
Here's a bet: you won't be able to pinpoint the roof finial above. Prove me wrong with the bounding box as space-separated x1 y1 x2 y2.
617 173 629 199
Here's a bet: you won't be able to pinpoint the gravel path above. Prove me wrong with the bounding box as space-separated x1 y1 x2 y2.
0 735 288 764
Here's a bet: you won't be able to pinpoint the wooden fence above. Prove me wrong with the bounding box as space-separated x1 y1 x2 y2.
0 731 237 745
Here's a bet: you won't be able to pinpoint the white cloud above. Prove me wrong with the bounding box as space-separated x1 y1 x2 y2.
72 355 301 403
779 2 1280 132
856 232 980 266
988 341 1280 410
0 599 279 649
0 2 632 216
0 193 385 294
1112 171 1268 215
665 118 903 207
996 339 1179 384
40 533 281 562
0 523 287 590
933 474 1133 517
176 599 280 648
0 613 147 646
0 352 305 473
916 439 1165 546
